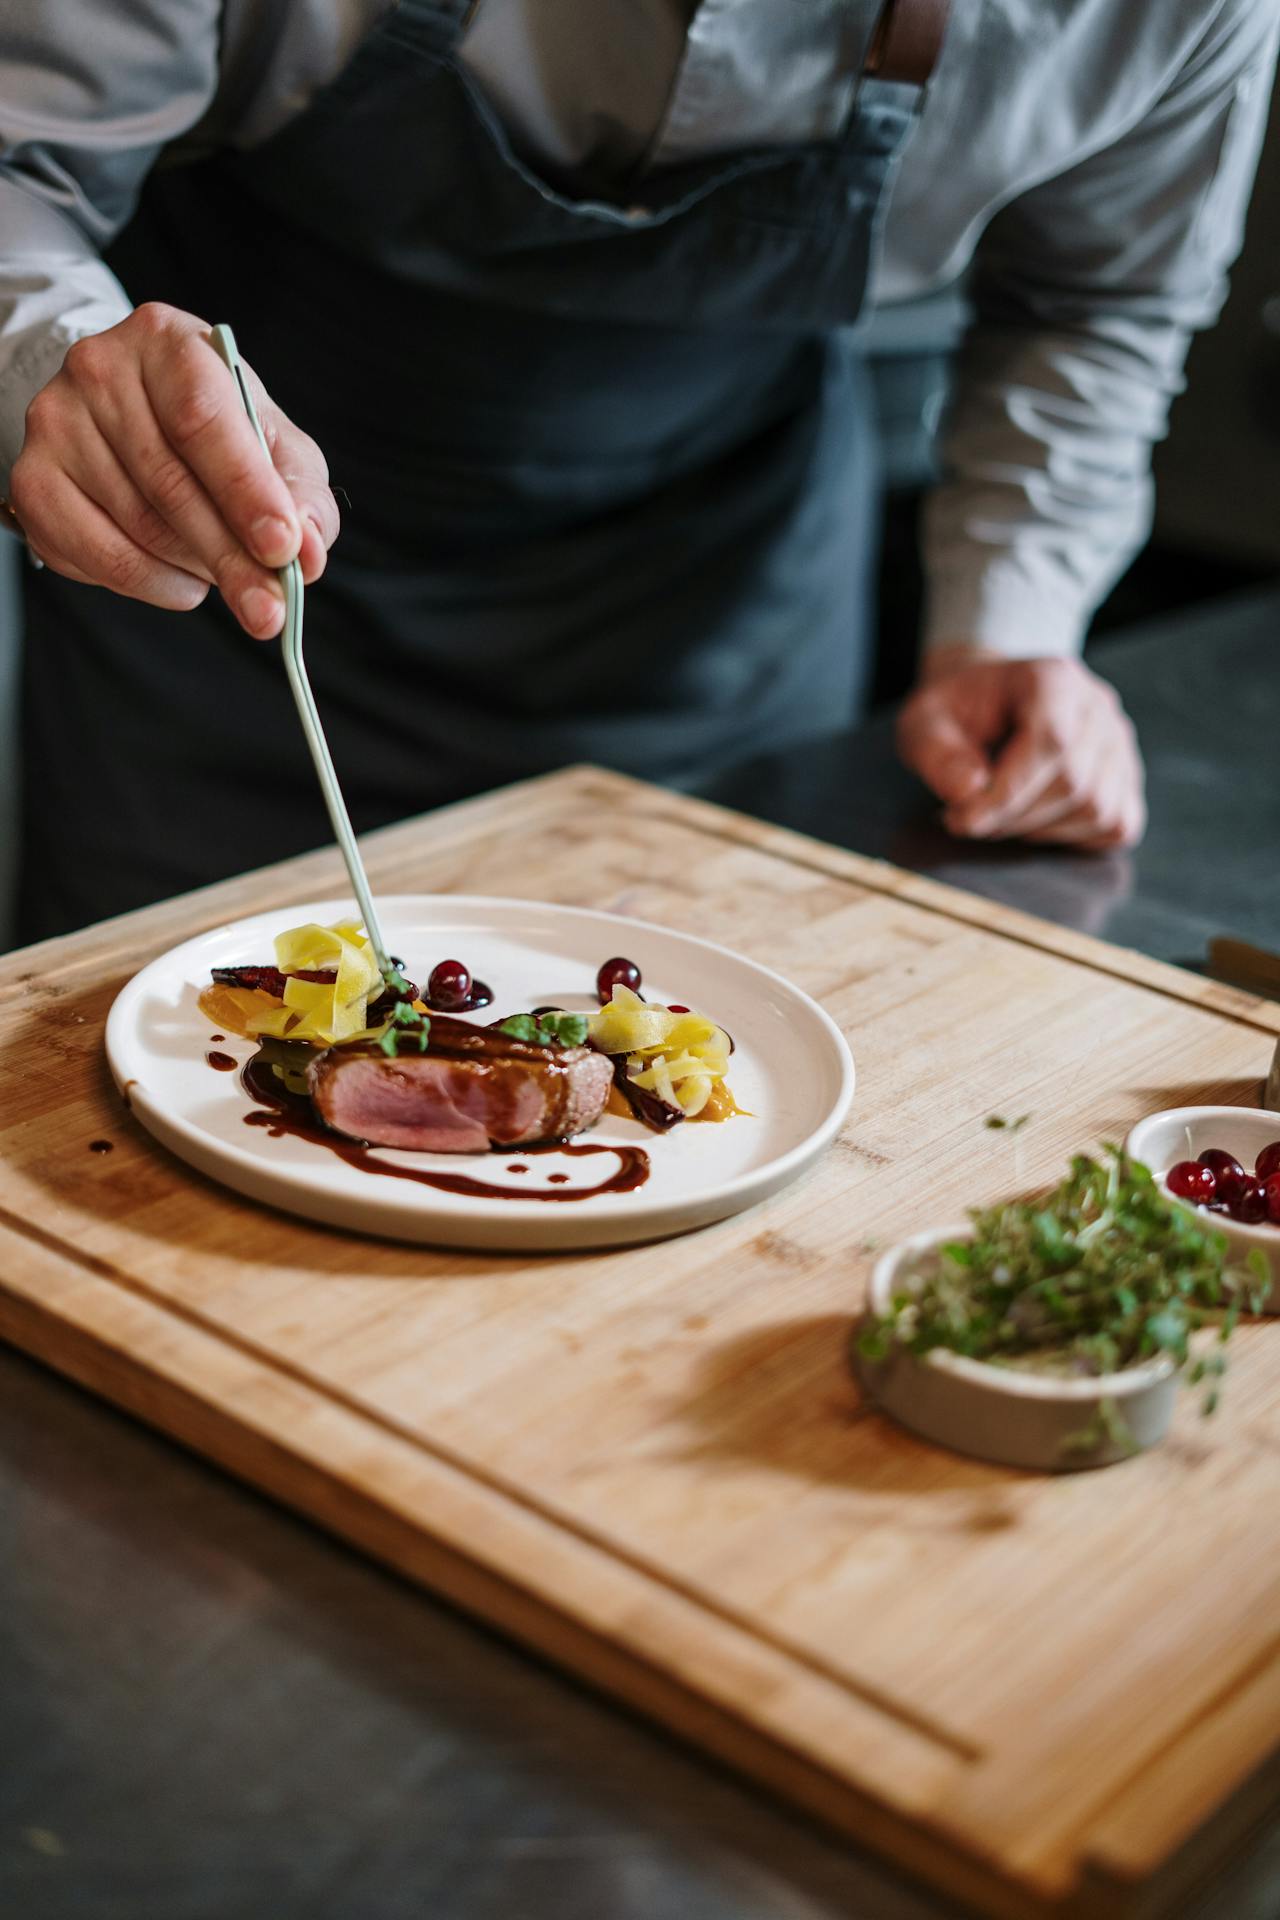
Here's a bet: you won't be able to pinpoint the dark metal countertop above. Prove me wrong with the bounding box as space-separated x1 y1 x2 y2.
4 589 1280 1920
703 586 1280 970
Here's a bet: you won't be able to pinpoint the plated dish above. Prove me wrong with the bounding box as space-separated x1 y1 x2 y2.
105 896 855 1250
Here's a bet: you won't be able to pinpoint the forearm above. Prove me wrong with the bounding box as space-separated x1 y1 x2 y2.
921 318 1176 662
0 185 133 494
920 1 1279 664
0 0 224 490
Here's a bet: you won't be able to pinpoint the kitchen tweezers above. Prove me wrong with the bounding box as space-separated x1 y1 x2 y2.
208 322 395 983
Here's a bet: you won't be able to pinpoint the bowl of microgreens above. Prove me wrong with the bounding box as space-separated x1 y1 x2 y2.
855 1146 1269 1472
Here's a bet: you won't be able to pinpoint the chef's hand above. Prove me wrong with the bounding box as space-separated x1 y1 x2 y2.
9 303 340 639
896 648 1146 850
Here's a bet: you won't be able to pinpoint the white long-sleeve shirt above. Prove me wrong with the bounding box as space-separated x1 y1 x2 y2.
1 0 1276 657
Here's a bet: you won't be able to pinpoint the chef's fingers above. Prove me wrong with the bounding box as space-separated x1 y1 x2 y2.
18 465 209 610
13 309 303 633
134 311 303 567
52 409 219 583
978 726 1110 838
945 723 1063 838
1023 772 1147 850
82 363 288 637
247 377 341 587
895 694 993 807
1024 808 1130 850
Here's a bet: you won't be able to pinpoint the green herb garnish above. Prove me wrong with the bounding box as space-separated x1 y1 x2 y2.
859 1146 1269 1439
377 999 431 1057
381 965 414 1002
498 1011 589 1048
985 1114 1031 1133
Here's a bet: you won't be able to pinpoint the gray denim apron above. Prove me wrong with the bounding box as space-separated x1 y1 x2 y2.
18 0 938 939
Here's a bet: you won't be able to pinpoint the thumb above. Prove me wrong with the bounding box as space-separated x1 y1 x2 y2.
897 693 992 806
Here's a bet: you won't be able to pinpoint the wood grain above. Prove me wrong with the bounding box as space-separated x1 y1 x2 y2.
2 764 1278 1920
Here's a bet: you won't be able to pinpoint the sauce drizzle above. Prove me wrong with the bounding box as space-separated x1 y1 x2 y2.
206 1050 237 1072
240 1051 648 1203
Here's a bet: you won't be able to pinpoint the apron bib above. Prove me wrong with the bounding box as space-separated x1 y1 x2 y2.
18 0 940 939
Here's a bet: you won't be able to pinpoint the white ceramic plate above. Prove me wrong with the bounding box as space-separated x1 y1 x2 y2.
105 896 855 1250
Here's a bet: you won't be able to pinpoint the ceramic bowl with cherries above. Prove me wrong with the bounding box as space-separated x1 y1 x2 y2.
1124 1106 1280 1308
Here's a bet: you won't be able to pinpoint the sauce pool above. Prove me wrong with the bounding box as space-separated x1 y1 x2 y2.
239 1051 648 1203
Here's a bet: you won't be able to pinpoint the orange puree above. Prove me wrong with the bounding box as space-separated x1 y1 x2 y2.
197 982 284 1040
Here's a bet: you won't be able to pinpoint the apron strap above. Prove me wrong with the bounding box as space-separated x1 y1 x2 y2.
865 0 951 87
384 0 471 58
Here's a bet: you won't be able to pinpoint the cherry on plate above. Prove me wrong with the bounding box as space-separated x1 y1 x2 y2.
1255 1140 1280 1184
1167 1160 1216 1203
428 959 472 1010
597 956 641 1004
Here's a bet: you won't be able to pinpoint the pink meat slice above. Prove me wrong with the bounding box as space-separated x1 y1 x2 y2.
308 1043 613 1152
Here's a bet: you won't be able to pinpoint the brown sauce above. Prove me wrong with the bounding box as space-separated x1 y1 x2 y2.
240 1051 648 1203
206 1050 237 1072
425 979 494 1013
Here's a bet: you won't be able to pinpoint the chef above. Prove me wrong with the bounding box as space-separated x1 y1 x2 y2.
2 1 1276 940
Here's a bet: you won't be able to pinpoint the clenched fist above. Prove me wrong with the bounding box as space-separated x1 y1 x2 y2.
896 648 1146 850
10 302 339 638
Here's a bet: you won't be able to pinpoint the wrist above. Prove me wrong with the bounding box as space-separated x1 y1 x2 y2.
917 642 1006 687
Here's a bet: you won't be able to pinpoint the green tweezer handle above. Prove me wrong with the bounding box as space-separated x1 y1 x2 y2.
208 323 394 982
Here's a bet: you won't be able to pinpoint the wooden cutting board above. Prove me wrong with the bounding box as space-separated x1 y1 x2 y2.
3 765 1279 1920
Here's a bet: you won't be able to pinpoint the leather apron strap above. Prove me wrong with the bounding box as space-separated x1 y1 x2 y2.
866 0 951 87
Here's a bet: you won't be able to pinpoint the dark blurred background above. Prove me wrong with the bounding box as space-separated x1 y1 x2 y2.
1 79 1277 949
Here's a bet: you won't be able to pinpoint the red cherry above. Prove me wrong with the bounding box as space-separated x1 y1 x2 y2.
427 959 472 1010
1167 1160 1216 1203
1198 1149 1246 1205
1255 1140 1280 1183
597 957 642 1004
1265 1174 1280 1226
1230 1180 1269 1225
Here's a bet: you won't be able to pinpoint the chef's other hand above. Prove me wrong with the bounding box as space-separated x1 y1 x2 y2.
9 303 340 639
896 648 1146 850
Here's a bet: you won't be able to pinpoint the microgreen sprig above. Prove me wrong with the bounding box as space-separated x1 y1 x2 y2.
377 1000 431 1058
498 1011 589 1048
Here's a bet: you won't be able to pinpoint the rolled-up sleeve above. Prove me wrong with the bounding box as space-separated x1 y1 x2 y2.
0 0 221 494
922 1 1280 660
